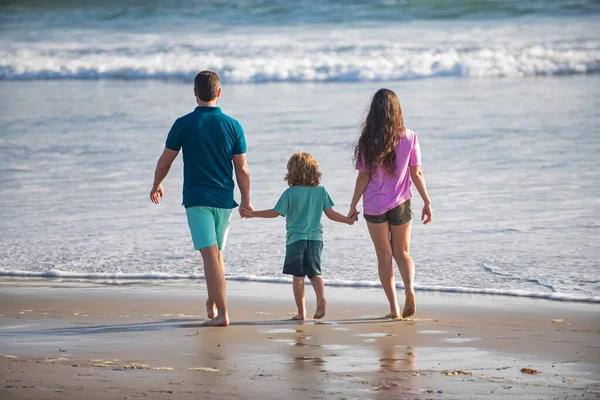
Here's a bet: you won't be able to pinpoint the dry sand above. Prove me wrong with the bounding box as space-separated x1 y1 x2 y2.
0 278 598 399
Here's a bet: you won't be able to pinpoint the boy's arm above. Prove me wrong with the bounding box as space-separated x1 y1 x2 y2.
246 209 280 218
324 207 357 225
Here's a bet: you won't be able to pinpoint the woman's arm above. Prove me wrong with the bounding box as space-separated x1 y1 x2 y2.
409 165 432 224
324 207 357 225
245 209 280 218
348 171 370 218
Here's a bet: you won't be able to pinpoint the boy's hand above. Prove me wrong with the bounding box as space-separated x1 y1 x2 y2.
150 184 164 204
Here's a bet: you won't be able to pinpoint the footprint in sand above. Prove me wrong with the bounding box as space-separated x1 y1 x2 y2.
356 332 389 338
261 328 297 334
419 330 449 335
443 337 482 344
189 367 218 372
322 344 352 351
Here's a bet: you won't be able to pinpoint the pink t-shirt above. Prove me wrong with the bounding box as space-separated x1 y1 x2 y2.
356 129 421 216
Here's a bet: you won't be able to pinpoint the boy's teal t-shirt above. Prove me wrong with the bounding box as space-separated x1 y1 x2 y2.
273 185 334 245
165 106 246 209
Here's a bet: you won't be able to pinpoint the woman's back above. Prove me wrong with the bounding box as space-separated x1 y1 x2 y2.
357 129 421 216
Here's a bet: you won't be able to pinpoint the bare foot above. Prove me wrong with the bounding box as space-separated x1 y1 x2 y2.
385 312 400 319
205 299 217 319
203 314 229 327
402 292 416 319
313 298 327 319
291 314 306 321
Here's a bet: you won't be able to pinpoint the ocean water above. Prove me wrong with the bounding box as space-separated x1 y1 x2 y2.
1 0 599 303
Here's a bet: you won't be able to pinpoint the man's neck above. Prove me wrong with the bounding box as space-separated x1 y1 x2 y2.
197 100 218 107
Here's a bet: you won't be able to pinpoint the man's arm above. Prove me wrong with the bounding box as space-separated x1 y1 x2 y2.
150 147 179 204
233 153 253 216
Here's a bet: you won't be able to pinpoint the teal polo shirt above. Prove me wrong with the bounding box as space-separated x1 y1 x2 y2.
165 106 246 209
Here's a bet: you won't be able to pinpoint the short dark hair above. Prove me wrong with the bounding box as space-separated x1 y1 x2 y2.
194 71 220 101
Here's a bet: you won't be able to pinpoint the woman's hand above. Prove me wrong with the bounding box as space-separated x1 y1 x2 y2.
347 205 359 220
421 203 432 225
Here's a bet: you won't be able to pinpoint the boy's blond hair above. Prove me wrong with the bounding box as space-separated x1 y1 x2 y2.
284 151 322 187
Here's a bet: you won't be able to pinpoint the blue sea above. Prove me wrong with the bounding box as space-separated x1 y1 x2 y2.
0 0 599 303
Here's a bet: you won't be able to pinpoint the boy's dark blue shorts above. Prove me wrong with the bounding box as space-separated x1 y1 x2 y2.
283 240 323 278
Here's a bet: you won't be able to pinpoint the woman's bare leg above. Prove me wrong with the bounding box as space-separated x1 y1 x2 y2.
390 221 416 318
367 221 400 318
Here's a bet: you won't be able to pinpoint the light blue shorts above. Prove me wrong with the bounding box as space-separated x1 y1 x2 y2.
185 206 233 251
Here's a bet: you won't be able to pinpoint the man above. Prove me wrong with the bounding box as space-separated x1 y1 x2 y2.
150 71 252 327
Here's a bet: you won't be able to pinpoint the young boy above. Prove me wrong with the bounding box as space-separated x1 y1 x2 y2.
243 151 357 320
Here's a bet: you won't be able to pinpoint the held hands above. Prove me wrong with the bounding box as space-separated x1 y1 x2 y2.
239 203 255 218
347 212 359 225
346 205 360 225
150 184 164 204
347 205 359 221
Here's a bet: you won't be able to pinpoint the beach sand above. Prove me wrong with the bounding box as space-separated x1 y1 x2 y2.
0 279 598 399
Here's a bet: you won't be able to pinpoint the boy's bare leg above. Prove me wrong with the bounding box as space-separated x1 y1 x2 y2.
204 250 224 319
390 221 416 319
292 277 306 320
309 275 326 319
200 245 229 326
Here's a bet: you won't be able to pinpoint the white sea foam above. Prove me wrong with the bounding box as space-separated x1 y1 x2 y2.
480 264 557 292
1 270 598 303
1 22 598 82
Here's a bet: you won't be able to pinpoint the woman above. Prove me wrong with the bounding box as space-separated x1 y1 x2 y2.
348 88 432 319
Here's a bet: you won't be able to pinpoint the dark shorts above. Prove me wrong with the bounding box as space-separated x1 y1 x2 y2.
363 199 412 225
283 240 323 278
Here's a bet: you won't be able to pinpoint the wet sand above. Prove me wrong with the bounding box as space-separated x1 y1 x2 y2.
0 279 599 399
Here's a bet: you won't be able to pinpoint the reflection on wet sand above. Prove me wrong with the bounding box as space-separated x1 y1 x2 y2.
375 343 416 398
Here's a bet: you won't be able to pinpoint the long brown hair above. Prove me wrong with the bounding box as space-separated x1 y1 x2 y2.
353 88 405 175
284 151 322 187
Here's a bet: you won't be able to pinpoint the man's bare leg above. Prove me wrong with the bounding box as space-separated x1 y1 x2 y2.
205 250 224 319
309 275 326 319
200 245 229 326
292 277 306 320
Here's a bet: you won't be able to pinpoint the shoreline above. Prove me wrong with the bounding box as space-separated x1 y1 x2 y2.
1 279 599 399
1 275 597 304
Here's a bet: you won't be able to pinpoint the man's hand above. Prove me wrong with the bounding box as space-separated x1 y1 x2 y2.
150 184 164 204
239 203 254 218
